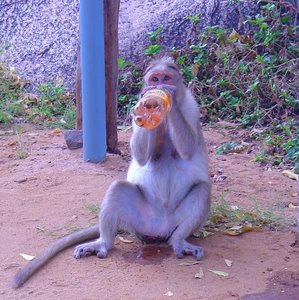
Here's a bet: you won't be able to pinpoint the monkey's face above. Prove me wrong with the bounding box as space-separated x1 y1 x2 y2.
144 65 180 87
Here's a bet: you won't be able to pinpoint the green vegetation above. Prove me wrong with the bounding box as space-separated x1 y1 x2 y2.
84 203 99 215
252 120 299 172
117 59 142 118
0 63 23 123
0 2 297 171
0 62 76 129
117 2 298 172
34 83 76 129
144 26 163 56
208 194 295 231
14 128 30 159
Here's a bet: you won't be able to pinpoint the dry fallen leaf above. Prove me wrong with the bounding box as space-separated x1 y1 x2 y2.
164 291 174 297
191 64 200 77
193 230 214 239
20 253 35 261
8 140 18 146
118 236 134 244
50 128 62 135
224 259 233 267
213 174 227 182
288 203 299 209
35 225 46 232
0 130 14 136
210 214 225 223
195 267 204 279
228 29 244 41
282 170 298 181
223 225 257 236
231 205 239 211
209 269 229 277
14 177 28 183
179 261 201 266
230 225 245 230
216 141 249 155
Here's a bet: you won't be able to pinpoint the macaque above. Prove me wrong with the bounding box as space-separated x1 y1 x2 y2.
12 57 211 288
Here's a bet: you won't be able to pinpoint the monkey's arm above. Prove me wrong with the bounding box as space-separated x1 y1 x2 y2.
130 123 159 165
167 97 198 160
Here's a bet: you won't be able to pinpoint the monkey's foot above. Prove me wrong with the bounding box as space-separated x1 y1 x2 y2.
74 240 108 259
171 240 204 260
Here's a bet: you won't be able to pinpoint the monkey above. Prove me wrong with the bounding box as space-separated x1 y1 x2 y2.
12 57 211 288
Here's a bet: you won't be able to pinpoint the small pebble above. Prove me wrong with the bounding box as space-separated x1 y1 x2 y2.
14 177 27 183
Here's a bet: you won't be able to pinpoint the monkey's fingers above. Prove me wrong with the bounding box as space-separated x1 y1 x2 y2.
171 240 204 261
140 85 158 97
74 240 108 259
157 84 177 96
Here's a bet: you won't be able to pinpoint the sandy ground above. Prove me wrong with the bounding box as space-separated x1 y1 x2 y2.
0 124 298 300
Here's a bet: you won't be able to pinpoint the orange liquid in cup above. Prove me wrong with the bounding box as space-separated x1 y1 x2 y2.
133 89 171 129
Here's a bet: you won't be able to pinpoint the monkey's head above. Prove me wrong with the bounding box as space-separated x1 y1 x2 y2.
144 57 183 88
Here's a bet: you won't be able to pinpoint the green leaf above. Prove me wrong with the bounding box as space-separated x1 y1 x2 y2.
281 15 291 24
144 45 161 56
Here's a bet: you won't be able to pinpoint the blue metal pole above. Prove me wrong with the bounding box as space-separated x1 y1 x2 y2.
80 0 106 163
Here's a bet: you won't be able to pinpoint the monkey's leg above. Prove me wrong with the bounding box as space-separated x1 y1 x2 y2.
74 180 158 259
168 182 211 260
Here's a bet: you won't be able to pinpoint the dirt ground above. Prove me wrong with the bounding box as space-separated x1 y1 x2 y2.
0 124 298 300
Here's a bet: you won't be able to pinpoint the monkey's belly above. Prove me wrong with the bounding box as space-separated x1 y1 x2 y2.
127 157 205 206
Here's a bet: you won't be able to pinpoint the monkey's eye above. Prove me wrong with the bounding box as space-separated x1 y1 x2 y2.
151 76 159 82
164 75 171 81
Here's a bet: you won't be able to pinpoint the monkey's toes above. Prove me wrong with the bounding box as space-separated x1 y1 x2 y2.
74 246 95 259
96 249 108 259
173 242 204 261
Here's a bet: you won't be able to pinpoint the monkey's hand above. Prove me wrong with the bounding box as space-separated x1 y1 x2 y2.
156 84 177 97
140 85 158 98
140 85 176 98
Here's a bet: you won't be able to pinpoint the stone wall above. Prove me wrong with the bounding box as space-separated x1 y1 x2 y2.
0 0 258 91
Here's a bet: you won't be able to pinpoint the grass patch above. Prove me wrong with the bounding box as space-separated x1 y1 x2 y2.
84 203 99 215
208 195 295 231
13 125 30 159
0 63 76 129
24 83 76 129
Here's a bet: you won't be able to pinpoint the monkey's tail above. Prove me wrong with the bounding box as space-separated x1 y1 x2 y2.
12 224 99 289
